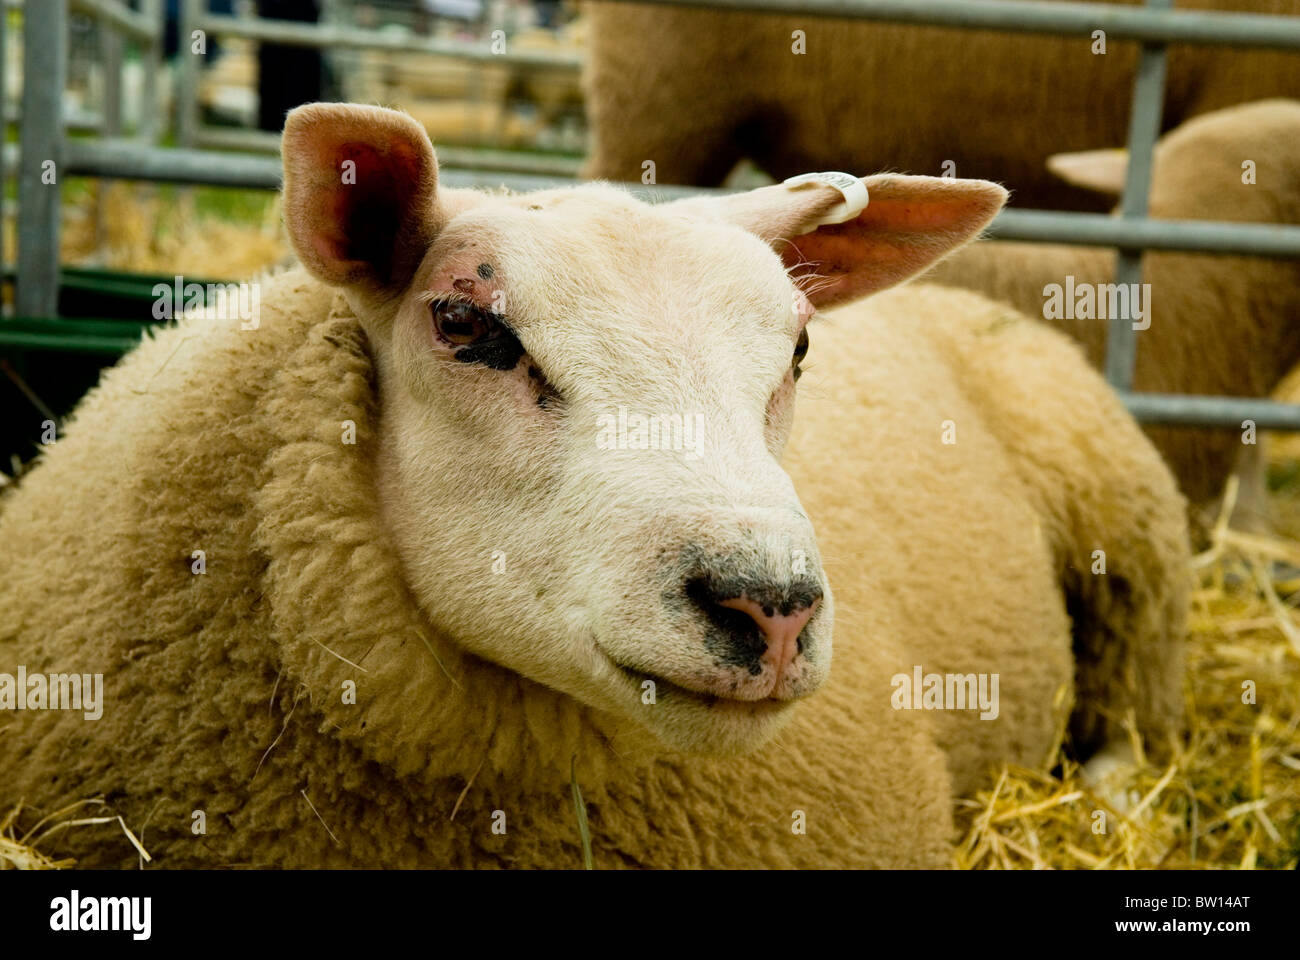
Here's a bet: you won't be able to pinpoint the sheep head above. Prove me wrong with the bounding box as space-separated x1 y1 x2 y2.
281 103 1005 755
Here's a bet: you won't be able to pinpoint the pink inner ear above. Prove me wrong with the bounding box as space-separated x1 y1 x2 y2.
283 104 444 290
297 136 430 285
783 191 999 307
318 141 425 284
783 226 881 305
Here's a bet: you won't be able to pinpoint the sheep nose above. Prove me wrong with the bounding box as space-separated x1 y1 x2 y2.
686 575 823 679
717 594 819 680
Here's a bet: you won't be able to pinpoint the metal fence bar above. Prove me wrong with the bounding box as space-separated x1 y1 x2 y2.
60 138 716 198
1105 0 1170 391
197 11 583 67
139 0 162 144
97 9 125 261
614 0 1300 48
65 138 284 188
100 13 124 137
16 0 67 319
1121 393 1300 430
193 125 586 178
177 0 201 148
0 328 142 354
69 0 155 42
989 210 1300 258
2 108 103 136
53 136 1300 260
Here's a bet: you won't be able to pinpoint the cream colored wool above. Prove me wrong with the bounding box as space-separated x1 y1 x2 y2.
926 100 1300 512
0 106 1188 868
582 0 1300 210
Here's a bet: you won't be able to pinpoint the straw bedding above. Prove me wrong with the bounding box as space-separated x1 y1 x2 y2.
2 192 1295 871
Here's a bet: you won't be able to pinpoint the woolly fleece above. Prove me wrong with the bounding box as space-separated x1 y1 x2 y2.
0 168 1188 868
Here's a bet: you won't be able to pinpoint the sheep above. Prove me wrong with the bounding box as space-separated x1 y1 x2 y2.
0 104 1188 868
925 99 1300 527
582 0 1300 209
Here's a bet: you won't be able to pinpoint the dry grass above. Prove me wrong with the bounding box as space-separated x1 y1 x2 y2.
955 475 1300 870
0 799 151 870
2 181 287 314
60 181 288 280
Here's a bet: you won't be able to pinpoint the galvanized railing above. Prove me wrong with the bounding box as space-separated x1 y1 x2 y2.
8 0 1300 430
175 0 584 176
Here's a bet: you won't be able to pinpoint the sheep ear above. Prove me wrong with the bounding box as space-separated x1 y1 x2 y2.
282 103 443 294
671 173 1007 308
1046 148 1128 196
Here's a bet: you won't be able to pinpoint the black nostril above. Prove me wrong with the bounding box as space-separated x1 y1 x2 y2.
685 576 767 667
683 571 824 671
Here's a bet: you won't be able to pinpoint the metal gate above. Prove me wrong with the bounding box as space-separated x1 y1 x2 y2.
6 0 1300 432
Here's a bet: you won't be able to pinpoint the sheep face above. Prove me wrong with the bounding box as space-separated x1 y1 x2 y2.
282 103 1006 755
376 189 831 756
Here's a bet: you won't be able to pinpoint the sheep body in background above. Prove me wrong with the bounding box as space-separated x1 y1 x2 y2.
583 0 1300 210
927 100 1300 523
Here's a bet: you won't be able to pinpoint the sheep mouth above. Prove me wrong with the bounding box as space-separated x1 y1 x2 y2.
597 647 789 713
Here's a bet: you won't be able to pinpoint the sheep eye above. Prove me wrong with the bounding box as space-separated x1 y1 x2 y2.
432 300 502 346
432 299 526 371
792 327 809 379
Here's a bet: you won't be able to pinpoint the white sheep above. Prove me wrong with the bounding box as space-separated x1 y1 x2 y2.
0 104 1187 868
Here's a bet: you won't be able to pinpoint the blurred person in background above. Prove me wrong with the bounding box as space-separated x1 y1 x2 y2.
255 0 326 131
